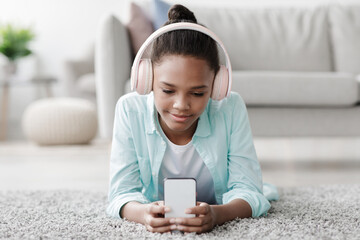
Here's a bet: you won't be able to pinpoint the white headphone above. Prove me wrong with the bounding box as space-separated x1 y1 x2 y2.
130 22 232 101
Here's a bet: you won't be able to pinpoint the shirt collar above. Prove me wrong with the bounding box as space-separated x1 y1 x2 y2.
194 103 211 138
146 92 157 134
146 92 211 138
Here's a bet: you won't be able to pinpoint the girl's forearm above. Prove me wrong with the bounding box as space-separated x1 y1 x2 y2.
212 199 252 226
121 201 146 224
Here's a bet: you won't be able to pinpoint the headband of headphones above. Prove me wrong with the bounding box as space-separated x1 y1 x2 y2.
130 22 233 98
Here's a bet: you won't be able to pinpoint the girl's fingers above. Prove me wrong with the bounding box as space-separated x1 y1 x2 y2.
186 204 209 215
175 223 212 233
146 203 171 215
173 216 211 226
144 214 173 227
157 200 165 206
146 224 176 233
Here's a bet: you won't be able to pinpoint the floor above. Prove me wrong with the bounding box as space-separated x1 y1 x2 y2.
0 137 359 192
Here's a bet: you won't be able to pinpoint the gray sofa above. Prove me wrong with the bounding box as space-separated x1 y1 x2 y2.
95 2 360 139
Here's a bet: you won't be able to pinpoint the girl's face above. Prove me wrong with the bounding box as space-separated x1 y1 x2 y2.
153 55 215 143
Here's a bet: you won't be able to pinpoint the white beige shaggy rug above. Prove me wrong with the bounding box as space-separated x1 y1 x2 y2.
1 185 359 239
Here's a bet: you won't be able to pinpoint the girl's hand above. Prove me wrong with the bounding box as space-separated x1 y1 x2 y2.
142 201 175 233
170 202 217 233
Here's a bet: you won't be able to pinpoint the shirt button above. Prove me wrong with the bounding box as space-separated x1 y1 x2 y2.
161 142 166 146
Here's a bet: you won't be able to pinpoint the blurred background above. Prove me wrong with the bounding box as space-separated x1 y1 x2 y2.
0 0 359 192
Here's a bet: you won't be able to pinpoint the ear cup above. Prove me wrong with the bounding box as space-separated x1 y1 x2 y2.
211 65 229 101
135 59 153 95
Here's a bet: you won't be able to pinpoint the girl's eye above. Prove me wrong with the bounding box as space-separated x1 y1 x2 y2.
162 89 174 94
193 92 204 97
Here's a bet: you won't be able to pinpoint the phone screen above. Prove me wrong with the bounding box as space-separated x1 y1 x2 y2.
164 178 196 218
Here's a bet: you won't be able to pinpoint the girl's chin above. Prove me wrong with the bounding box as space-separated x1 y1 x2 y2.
165 122 190 132
162 118 193 132
159 113 197 133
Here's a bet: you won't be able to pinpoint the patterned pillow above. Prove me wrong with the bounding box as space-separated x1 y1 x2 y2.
126 2 155 55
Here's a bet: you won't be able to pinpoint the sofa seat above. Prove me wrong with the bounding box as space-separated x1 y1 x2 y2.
232 71 358 107
248 105 360 136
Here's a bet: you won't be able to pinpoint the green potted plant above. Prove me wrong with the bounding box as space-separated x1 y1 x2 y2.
0 24 35 76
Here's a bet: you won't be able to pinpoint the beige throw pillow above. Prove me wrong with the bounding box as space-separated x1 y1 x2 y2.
126 2 154 55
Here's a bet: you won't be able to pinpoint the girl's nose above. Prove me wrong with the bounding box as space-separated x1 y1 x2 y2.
173 95 190 110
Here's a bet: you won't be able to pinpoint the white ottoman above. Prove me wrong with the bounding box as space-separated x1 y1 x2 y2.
22 98 98 145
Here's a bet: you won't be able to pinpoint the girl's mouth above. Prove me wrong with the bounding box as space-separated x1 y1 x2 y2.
169 113 192 122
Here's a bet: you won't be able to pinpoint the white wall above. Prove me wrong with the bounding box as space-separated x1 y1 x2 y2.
0 0 131 83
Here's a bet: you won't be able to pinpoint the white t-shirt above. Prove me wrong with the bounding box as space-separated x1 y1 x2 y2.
158 131 217 205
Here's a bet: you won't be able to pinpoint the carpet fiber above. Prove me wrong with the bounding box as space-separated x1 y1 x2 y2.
1 185 359 239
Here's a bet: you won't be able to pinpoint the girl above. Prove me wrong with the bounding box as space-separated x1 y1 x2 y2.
107 4 278 233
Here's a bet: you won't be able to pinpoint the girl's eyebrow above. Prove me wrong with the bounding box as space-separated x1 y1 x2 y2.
160 81 208 89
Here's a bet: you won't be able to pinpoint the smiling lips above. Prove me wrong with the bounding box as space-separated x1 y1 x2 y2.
169 113 192 122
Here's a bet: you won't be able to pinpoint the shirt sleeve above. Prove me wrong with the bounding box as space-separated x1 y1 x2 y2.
107 97 150 219
222 93 271 217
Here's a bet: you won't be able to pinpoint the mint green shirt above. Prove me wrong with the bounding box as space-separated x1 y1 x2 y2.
107 91 278 219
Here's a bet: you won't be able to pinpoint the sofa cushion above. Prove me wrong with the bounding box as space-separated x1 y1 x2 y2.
329 4 360 74
248 106 360 136
126 2 155 55
192 6 332 72
231 71 358 106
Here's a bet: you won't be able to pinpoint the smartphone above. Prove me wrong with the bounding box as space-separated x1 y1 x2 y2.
164 178 196 218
